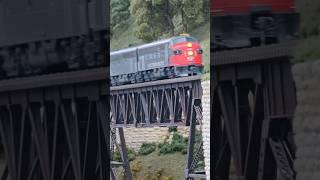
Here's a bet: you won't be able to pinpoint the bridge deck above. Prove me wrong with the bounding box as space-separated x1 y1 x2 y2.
111 75 201 91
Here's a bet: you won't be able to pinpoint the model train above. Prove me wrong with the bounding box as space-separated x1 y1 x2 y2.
211 0 299 51
0 0 108 79
110 35 203 86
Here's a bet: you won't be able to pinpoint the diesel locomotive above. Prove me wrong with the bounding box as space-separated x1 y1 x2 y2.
0 0 108 79
211 0 300 51
110 35 203 86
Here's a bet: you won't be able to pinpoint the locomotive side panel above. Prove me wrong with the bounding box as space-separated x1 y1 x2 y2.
211 0 299 50
110 49 138 76
211 0 296 14
0 0 108 79
0 0 95 47
211 15 252 48
88 0 108 31
137 42 170 71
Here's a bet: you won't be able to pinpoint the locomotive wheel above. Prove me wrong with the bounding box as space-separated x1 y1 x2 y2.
144 72 150 82
167 68 175 79
250 37 261 47
292 61 320 180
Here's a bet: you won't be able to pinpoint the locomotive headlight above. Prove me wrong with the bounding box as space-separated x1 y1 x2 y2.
187 43 192 48
187 51 194 56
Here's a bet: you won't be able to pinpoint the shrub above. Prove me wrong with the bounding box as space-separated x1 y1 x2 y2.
158 132 188 155
168 126 177 132
158 142 172 154
127 148 137 161
112 148 137 162
138 143 157 155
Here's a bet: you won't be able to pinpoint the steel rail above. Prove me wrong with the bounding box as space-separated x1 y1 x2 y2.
110 75 202 91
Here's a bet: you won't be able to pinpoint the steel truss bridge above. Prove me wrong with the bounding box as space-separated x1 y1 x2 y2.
212 41 298 180
0 68 207 179
110 76 207 180
0 68 109 180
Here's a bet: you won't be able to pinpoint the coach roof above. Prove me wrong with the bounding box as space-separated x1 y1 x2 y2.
110 46 137 56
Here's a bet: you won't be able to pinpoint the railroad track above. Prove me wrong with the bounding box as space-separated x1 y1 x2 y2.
211 40 299 66
110 75 202 91
0 67 202 93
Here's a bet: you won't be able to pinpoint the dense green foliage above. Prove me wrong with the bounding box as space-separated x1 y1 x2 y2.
111 0 130 34
296 0 320 38
138 143 157 155
130 0 175 42
112 147 137 162
132 0 209 42
168 126 177 132
158 132 188 154
158 129 203 155
111 0 209 42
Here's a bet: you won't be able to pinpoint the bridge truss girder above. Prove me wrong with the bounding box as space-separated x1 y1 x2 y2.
110 76 202 127
212 59 296 180
0 69 109 180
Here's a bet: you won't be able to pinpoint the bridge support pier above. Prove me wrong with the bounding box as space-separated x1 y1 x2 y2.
110 128 132 180
185 99 206 180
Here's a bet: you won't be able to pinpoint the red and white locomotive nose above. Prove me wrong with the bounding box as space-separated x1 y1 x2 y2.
169 35 203 76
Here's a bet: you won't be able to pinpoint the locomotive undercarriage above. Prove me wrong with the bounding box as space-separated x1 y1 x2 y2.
211 12 299 51
111 65 203 86
0 30 108 79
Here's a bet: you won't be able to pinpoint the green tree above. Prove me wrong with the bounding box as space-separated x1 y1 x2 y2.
131 0 209 42
131 0 175 42
111 0 130 33
296 0 320 37
171 0 209 33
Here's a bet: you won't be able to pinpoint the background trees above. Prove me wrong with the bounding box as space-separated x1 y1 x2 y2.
111 0 209 42
111 0 131 35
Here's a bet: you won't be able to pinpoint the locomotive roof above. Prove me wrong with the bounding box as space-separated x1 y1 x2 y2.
137 38 172 49
110 35 197 54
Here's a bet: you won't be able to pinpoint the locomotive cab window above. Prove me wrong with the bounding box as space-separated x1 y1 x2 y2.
172 37 198 44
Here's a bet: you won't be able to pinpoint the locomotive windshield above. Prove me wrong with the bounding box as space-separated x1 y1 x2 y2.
172 37 198 44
